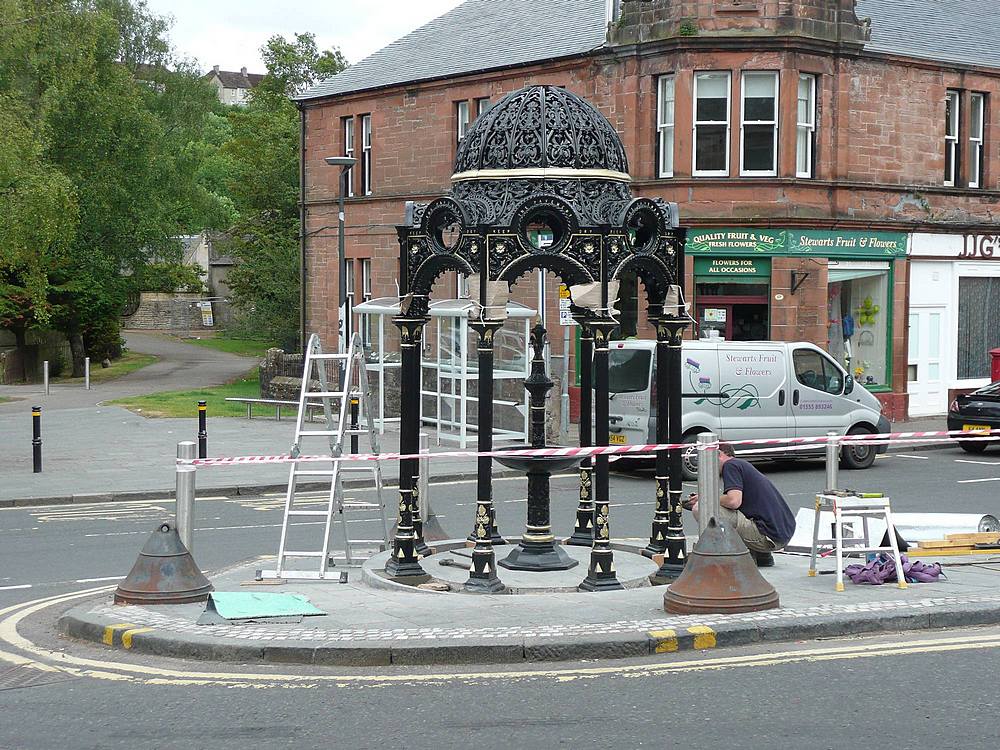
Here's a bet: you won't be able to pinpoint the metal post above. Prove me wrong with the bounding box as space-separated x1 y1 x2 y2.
465 320 505 593
560 325 571 442
386 315 429 580
418 432 430 525
31 406 42 473
197 400 207 459
566 323 594 546
338 167 349 353
84 357 90 390
176 441 197 553
825 431 839 492
579 320 623 591
43 361 49 395
697 432 720 535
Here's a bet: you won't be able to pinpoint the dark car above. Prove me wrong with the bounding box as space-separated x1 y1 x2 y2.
947 382 1000 454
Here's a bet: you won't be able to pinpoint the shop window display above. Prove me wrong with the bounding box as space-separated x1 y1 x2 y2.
827 267 890 387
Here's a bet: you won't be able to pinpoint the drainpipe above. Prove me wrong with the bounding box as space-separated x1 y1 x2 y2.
298 101 307 353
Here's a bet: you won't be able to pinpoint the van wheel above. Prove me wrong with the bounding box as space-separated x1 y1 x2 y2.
840 426 877 470
681 433 701 481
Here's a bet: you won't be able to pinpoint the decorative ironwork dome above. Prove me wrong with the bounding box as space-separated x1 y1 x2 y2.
453 85 629 177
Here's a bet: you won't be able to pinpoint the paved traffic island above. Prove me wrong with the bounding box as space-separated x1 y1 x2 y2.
56 544 1000 667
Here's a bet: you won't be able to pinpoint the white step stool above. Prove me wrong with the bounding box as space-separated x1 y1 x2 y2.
808 493 907 592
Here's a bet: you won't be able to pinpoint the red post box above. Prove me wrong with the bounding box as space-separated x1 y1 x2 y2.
991 348 1000 382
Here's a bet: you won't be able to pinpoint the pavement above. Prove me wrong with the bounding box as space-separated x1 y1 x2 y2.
0 331 507 505
57 539 1000 667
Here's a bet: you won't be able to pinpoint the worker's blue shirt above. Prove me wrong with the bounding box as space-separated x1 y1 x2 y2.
721 458 796 546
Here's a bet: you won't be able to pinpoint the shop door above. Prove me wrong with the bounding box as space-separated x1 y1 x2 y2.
907 305 948 416
697 297 769 341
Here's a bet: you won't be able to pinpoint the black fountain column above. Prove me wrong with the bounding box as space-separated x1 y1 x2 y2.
651 302 691 583
498 324 578 571
642 304 669 559
385 314 430 581
465 319 506 593
565 323 594 547
579 318 624 591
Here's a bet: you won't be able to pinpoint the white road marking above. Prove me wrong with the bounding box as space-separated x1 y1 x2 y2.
889 454 930 460
958 477 1000 484
956 459 1000 466
74 576 124 583
0 585 31 592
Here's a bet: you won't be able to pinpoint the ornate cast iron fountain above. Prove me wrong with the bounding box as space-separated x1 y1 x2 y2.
385 84 688 593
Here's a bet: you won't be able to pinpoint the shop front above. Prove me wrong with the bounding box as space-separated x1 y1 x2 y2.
908 233 1000 417
686 228 909 418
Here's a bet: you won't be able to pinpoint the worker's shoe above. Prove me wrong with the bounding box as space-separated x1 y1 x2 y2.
752 551 775 567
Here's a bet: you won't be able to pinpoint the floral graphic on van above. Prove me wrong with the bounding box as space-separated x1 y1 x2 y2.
687 366 761 411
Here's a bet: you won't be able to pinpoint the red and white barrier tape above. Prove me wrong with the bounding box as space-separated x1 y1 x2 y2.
181 428 1000 468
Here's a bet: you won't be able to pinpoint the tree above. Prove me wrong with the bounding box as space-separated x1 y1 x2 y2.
223 34 347 350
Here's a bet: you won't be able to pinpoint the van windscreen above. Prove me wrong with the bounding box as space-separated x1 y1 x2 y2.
601 349 652 393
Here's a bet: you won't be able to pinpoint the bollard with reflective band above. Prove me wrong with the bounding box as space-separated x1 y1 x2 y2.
349 396 360 454
825 431 839 492
31 406 42 473
176 441 197 553
84 357 90 390
197 400 207 459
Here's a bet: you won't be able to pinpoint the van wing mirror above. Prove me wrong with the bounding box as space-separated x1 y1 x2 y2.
844 374 854 395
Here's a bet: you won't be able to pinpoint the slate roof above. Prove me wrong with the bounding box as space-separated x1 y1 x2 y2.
209 68 265 90
298 0 1000 102
297 0 608 100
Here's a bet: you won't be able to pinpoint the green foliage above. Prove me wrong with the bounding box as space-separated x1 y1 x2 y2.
138 261 206 293
679 19 698 36
222 33 347 352
110 367 262 418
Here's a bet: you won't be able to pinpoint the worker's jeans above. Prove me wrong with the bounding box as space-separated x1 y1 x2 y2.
697 506 777 553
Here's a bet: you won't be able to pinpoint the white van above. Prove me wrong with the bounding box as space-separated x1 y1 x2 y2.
606 339 890 479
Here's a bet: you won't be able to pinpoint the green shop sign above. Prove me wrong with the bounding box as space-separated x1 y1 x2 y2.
694 257 770 276
687 229 907 258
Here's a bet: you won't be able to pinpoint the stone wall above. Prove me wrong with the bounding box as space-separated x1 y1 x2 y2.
122 292 224 331
0 330 72 384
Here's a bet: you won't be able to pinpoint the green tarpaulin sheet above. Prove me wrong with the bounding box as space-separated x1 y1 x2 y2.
199 592 326 625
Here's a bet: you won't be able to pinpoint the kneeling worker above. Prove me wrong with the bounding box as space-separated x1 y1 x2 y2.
685 442 796 566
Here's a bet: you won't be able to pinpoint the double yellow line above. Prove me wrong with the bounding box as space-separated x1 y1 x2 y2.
3 587 1000 688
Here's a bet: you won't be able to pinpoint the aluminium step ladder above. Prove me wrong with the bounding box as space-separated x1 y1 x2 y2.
258 333 390 581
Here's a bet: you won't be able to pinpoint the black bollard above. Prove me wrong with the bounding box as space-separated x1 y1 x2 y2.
32 406 42 473
349 396 359 454
197 400 207 459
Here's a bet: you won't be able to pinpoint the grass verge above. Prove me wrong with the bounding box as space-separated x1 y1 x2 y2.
177 334 278 358
54 352 158 385
109 368 260 418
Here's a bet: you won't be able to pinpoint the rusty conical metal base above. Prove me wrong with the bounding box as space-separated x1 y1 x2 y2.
114 522 214 605
663 517 779 614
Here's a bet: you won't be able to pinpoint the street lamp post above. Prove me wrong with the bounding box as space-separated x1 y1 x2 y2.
325 156 357 354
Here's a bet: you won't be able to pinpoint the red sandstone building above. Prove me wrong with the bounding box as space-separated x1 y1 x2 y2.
297 0 1000 422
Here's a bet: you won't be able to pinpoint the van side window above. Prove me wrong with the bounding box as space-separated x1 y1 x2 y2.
793 349 843 395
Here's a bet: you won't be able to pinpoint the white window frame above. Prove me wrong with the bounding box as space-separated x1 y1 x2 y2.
739 71 779 177
457 100 470 143
361 259 373 346
693 71 731 177
796 74 817 179
656 74 675 178
969 93 985 189
361 114 372 196
343 116 355 198
476 97 492 119
945 90 960 187
345 258 355 340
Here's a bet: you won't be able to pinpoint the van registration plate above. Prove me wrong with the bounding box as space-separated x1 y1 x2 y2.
963 424 991 433
609 434 627 445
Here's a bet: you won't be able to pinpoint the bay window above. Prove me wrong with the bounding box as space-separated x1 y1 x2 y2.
361 114 372 196
945 90 959 186
969 93 985 189
657 74 675 178
796 74 817 178
694 72 730 176
740 71 778 176
342 116 355 197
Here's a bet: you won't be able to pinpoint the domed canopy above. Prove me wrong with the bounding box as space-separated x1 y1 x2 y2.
453 85 630 181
